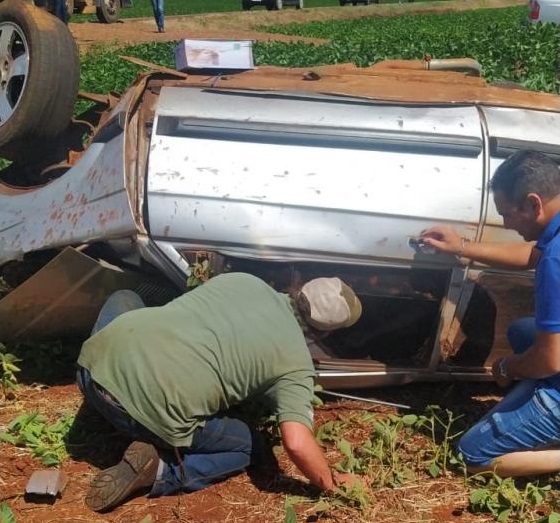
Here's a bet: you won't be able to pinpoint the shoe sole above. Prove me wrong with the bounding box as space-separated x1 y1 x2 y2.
86 442 158 512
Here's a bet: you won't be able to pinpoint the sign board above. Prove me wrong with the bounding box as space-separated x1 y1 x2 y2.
174 39 255 72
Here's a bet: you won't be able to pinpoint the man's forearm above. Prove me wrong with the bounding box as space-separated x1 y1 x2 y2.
280 421 335 491
460 241 538 270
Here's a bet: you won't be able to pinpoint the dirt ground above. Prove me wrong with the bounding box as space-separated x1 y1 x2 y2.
1 377 513 523
0 1 544 522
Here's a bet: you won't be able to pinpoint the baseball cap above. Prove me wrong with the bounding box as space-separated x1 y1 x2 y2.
299 277 362 331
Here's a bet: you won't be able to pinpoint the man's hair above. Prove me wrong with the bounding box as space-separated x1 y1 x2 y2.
490 150 560 206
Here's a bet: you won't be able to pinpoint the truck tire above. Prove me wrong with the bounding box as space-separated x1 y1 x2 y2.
96 0 120 23
0 1 79 161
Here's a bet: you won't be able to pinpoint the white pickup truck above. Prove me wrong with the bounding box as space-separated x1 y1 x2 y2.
0 57 559 389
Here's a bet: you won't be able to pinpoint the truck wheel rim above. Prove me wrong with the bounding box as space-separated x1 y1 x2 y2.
0 22 29 127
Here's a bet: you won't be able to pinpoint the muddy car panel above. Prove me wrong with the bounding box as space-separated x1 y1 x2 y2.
1 64 559 389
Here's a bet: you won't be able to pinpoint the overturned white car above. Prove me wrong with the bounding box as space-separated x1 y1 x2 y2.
1 58 559 389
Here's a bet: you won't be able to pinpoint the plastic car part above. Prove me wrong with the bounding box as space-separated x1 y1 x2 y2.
0 0 79 161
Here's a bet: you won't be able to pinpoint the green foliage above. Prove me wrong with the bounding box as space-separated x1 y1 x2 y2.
0 503 16 523
414 404 464 478
80 6 560 98
0 343 21 396
333 413 417 487
256 6 560 93
0 412 74 466
469 473 558 522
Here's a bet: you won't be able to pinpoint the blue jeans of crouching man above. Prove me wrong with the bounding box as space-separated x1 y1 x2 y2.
458 317 560 467
77 290 254 496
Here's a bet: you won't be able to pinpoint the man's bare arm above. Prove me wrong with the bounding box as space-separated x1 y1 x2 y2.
279 421 356 492
421 225 539 270
496 331 560 382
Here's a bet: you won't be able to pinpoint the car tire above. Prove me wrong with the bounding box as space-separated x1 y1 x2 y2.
96 0 120 23
339 0 347 4
241 1 252 9
295 0 303 8
0 1 80 161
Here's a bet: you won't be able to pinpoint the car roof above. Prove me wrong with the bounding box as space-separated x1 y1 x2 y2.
158 61 560 112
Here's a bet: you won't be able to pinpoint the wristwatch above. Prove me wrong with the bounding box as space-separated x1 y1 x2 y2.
498 357 509 379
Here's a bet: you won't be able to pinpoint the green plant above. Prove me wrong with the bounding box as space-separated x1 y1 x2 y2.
0 503 16 523
334 413 417 487
414 404 464 477
469 473 558 522
0 343 21 397
0 412 74 466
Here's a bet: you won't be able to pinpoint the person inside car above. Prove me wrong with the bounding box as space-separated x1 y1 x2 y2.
77 272 362 512
421 150 560 478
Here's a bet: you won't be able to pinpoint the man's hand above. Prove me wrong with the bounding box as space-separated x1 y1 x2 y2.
421 226 464 256
330 470 362 491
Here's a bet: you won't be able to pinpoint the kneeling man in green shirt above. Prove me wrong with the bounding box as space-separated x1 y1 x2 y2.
77 272 362 512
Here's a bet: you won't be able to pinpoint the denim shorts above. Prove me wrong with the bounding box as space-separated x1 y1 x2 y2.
458 379 560 466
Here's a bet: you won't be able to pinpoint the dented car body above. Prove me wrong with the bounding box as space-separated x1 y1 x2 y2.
1 61 559 389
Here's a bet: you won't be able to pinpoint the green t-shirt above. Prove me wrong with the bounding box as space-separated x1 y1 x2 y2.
78 273 316 447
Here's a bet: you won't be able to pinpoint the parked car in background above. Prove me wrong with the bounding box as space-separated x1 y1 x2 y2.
529 0 560 23
0 57 559 390
242 0 302 10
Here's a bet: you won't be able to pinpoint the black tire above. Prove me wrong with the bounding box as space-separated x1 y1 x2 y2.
0 1 79 161
295 0 303 8
339 0 347 4
241 1 252 9
96 0 120 23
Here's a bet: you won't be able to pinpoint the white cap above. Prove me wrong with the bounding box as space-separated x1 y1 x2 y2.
299 277 362 331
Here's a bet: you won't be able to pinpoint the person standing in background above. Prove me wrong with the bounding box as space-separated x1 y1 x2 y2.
150 0 164 32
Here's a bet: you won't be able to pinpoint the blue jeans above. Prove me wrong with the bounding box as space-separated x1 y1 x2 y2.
458 317 560 466
150 0 164 31
78 290 254 496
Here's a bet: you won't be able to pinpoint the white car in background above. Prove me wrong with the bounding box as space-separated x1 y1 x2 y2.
529 0 560 22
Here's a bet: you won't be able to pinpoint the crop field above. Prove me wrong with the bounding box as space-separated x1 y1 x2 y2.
71 0 451 20
79 6 560 95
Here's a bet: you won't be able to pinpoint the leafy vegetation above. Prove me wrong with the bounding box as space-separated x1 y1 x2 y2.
0 412 74 466
70 0 451 22
258 6 560 92
287 408 560 522
469 474 559 522
0 502 16 523
78 6 560 98
0 343 21 399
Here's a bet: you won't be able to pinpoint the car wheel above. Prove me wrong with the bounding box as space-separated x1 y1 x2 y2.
96 0 120 23
295 0 303 8
339 0 347 4
241 1 252 9
0 1 79 161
